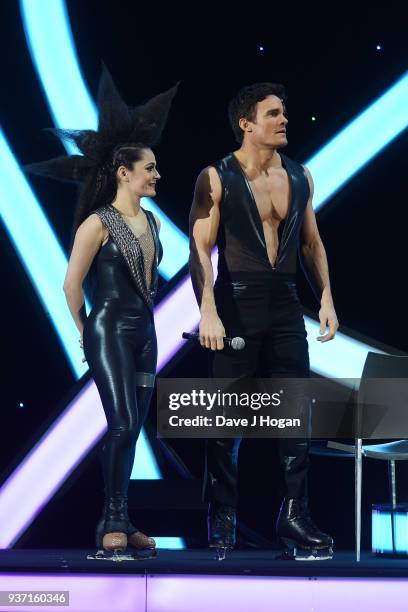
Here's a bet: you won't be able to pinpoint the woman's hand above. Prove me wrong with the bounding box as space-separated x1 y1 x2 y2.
79 333 87 362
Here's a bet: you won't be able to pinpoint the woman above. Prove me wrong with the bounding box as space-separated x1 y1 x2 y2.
26 66 178 557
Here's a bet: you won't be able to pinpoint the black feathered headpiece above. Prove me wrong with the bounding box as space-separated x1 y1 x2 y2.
25 64 179 182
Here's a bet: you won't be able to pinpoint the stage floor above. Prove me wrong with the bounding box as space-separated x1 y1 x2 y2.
1 548 408 577
1 550 408 611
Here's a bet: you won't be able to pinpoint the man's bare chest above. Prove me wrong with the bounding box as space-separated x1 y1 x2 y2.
248 170 291 224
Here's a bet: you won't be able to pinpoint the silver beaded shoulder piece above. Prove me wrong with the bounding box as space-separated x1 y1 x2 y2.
93 205 159 311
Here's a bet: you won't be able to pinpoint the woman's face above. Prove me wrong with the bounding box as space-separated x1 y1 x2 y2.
118 148 161 198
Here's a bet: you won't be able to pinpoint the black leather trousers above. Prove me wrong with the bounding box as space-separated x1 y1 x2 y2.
83 292 157 500
204 274 311 507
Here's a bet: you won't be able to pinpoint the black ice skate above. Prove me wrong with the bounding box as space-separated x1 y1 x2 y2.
276 497 334 561
87 496 156 562
208 503 236 561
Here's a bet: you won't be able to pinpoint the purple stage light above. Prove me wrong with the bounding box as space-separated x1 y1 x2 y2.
147 575 408 612
0 573 145 611
155 274 200 370
0 252 218 548
0 381 105 548
148 575 310 612
155 251 218 369
2 573 408 611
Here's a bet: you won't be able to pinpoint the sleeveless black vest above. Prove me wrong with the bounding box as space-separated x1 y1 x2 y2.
213 152 309 283
93 205 162 311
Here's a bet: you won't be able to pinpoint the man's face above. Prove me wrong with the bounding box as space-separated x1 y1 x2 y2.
241 95 288 148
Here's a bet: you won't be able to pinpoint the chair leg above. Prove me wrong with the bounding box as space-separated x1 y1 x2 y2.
355 439 363 562
355 439 362 562
388 460 397 554
388 460 397 507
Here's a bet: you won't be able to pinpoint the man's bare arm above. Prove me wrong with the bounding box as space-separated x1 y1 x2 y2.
189 167 226 350
300 166 339 342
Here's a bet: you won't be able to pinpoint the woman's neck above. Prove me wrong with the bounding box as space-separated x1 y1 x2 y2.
111 191 141 218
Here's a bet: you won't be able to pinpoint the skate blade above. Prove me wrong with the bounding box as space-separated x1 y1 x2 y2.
209 545 233 561
87 548 157 562
215 547 227 561
128 545 158 557
282 547 333 561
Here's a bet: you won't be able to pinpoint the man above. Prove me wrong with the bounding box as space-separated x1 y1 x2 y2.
188 83 338 560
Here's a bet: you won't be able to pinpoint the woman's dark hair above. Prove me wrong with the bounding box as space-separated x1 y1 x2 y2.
24 64 179 248
71 142 149 245
228 82 287 144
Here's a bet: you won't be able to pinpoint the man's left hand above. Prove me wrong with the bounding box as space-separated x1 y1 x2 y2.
317 304 339 342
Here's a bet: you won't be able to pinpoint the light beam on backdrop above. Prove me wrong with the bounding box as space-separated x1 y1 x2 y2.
19 0 408 363
19 0 189 280
0 162 378 550
0 272 203 547
20 0 408 215
0 129 86 378
18 0 187 546
2 0 405 548
0 128 185 548
308 72 408 210
20 0 95 149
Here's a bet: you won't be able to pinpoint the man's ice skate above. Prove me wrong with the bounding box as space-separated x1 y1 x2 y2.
208 503 236 561
276 497 334 561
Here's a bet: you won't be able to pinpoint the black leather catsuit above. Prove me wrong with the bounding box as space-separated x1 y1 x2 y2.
83 205 162 501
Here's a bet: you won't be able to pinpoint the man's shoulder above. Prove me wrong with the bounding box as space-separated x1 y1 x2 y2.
205 152 234 172
280 152 309 179
280 151 301 168
206 154 239 191
198 153 234 181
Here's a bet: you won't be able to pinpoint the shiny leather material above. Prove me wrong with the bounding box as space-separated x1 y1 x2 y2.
276 497 333 549
204 154 311 510
83 211 161 516
102 532 127 552
205 278 311 508
208 503 236 548
128 531 156 550
95 496 156 549
213 152 309 283
103 496 130 535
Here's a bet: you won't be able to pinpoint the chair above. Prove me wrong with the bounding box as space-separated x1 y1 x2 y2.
312 351 408 561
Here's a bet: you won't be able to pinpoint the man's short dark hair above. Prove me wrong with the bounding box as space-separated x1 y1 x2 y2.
228 82 287 144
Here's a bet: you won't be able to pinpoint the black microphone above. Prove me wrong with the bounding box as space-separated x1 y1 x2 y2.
182 332 245 350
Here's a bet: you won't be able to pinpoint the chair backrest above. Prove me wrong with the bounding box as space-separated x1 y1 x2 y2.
361 352 408 379
357 352 408 439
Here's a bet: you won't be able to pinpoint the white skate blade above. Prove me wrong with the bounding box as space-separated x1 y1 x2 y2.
283 547 333 561
87 549 155 562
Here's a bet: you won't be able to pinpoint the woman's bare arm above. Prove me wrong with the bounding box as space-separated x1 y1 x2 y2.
63 214 106 337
